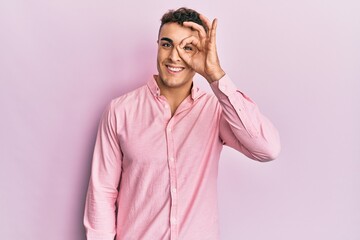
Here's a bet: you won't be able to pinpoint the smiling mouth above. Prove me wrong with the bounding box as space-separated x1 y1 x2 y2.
166 65 185 73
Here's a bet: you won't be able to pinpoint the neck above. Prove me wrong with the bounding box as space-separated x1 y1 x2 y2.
155 76 193 116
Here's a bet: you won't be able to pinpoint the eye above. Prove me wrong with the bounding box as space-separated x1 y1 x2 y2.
161 42 172 48
183 45 193 52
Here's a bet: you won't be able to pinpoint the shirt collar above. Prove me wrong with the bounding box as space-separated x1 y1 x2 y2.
147 75 205 101
147 75 161 97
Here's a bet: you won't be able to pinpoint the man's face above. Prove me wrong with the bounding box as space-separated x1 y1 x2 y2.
156 22 199 89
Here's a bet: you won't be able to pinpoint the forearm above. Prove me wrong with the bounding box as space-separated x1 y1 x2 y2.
84 100 122 239
210 75 281 161
84 181 118 240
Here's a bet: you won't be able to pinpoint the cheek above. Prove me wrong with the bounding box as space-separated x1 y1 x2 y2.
157 49 167 61
156 55 163 69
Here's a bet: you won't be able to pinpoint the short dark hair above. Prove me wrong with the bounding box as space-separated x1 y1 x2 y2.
159 7 208 36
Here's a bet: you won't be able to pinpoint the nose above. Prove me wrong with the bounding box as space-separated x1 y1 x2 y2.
169 46 181 62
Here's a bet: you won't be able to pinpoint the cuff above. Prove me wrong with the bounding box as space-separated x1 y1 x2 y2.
209 74 238 99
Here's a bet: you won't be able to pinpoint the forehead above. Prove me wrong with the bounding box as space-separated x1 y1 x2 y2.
159 22 199 44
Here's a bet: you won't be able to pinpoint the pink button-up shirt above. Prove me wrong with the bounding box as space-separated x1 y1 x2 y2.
84 75 280 240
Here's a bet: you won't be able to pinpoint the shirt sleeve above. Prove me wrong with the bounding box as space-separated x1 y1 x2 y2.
84 100 122 240
210 75 281 161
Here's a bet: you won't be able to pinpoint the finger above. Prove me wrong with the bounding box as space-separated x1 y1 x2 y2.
182 21 207 39
199 14 212 36
209 18 218 45
179 36 202 51
176 45 192 66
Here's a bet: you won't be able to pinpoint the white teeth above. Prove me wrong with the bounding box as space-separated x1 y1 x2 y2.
167 66 183 72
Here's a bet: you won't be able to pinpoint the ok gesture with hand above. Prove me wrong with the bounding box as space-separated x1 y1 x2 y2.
176 14 225 83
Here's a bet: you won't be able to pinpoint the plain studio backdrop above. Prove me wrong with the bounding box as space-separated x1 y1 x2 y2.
0 0 359 239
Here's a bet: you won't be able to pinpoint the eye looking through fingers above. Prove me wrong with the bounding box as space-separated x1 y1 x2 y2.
183 44 195 52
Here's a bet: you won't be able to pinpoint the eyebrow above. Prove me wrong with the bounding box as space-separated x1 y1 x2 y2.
160 37 173 44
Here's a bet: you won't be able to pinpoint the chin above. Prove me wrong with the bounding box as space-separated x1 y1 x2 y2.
160 76 183 88
159 71 194 89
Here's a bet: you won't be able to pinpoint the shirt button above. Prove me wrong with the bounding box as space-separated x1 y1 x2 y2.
164 104 169 108
167 127 172 132
171 217 177 225
171 187 177 193
169 157 174 162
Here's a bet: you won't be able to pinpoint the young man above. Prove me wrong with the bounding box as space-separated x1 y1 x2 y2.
84 7 281 240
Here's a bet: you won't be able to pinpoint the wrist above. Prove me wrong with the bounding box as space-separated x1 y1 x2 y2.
206 69 225 83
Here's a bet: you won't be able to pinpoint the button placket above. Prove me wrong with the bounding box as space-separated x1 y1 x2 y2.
166 119 178 240
162 98 172 120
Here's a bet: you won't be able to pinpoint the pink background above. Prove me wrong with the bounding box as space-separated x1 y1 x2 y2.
1 1 359 239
